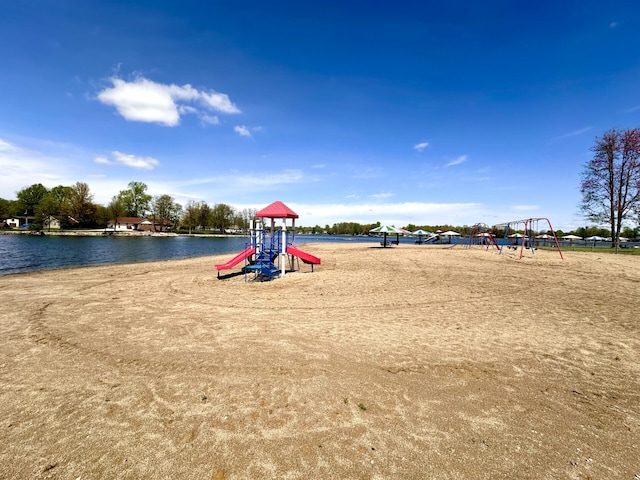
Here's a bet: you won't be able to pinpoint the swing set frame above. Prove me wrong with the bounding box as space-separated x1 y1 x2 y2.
492 217 563 260
464 223 500 251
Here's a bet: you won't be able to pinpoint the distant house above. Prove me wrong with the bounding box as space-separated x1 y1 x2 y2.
44 215 61 230
5 216 36 228
108 217 174 233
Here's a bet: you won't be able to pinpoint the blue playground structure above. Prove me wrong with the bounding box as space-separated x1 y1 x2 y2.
215 200 321 281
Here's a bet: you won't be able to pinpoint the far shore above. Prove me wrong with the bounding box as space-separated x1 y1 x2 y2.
0 229 237 238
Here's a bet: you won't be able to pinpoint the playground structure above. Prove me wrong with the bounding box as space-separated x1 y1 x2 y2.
492 217 563 260
215 200 321 281
464 223 500 251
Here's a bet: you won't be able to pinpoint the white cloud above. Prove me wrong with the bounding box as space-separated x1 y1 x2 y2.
179 169 307 191
231 201 486 228
446 155 467 167
234 169 304 187
0 138 16 151
369 192 395 199
556 126 593 139
0 138 77 197
97 76 241 127
414 142 429 152
352 167 384 179
94 151 160 170
609 21 617 28
512 204 539 211
234 125 251 137
233 125 263 137
199 91 242 113
200 114 220 125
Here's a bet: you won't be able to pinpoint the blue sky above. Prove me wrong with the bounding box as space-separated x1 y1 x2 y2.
1 1 639 229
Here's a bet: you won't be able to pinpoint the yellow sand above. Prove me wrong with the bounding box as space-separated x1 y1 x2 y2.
0 243 638 479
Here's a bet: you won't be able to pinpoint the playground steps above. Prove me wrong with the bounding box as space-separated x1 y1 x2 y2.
244 250 281 281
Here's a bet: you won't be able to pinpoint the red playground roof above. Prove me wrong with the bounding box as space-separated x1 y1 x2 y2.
255 200 299 219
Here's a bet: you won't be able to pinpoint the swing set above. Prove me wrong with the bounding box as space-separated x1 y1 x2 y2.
464 223 500 251
492 217 563 260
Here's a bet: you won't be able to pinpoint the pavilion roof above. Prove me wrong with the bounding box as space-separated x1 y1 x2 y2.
255 200 299 219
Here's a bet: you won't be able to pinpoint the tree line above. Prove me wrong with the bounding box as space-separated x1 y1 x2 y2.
0 181 257 233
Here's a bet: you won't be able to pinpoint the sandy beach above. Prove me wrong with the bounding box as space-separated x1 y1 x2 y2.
1 242 638 479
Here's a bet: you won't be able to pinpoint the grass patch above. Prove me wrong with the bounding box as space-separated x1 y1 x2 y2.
537 245 640 255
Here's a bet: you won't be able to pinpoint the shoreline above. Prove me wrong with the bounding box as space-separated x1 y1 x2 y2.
0 229 237 238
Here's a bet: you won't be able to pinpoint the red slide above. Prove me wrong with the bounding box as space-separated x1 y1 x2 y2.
286 245 321 265
215 246 256 271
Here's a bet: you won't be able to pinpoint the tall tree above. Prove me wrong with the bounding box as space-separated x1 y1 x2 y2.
67 181 96 226
237 207 257 230
15 183 49 216
117 181 151 217
197 201 212 229
149 194 182 231
107 195 126 231
36 195 60 231
581 128 640 251
211 203 235 232
0 197 15 219
182 200 200 233
37 185 71 228
94 204 111 229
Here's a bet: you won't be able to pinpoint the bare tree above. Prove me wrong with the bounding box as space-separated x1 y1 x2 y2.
67 181 96 226
581 128 640 251
238 207 257 230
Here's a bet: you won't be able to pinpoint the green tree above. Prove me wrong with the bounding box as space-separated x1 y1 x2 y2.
36 185 70 229
211 203 235 232
107 195 126 231
149 194 182 231
581 128 640 251
94 204 111 228
118 181 151 217
197 201 212 229
182 200 200 233
16 183 49 216
621 226 636 239
36 195 60 231
0 197 15 219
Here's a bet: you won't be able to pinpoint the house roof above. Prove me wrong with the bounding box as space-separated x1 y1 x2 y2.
115 216 174 225
255 201 299 219
117 217 145 224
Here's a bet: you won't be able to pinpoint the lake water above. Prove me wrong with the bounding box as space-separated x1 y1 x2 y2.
3 233 633 275
0 234 387 275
